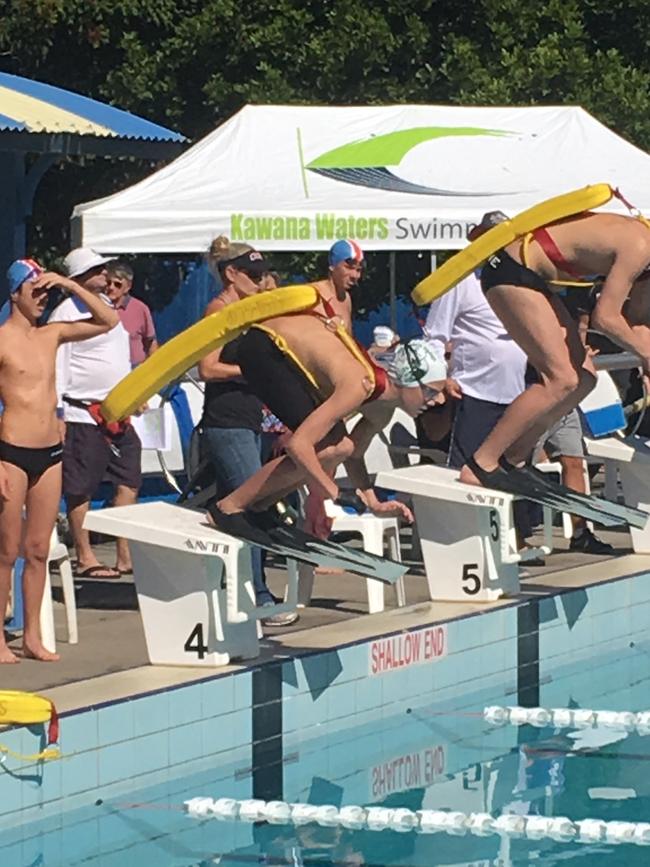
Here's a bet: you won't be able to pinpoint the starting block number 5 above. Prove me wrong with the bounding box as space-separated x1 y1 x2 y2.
461 509 500 597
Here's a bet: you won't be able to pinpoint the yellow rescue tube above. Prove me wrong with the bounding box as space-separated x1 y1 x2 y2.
0 690 60 761
102 285 319 422
412 183 614 305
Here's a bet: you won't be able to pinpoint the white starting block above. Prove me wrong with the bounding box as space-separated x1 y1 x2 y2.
584 434 650 552
84 502 298 667
375 465 552 602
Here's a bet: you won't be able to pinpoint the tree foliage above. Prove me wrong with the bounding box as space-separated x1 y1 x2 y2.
1 0 650 302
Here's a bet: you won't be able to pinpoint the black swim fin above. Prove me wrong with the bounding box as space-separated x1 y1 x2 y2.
501 460 647 530
464 456 621 528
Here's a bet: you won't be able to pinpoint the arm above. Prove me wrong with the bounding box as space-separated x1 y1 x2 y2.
143 305 158 357
423 280 457 396
422 281 459 358
197 296 242 381
344 409 414 521
592 257 650 369
35 273 119 342
198 345 242 381
284 377 370 499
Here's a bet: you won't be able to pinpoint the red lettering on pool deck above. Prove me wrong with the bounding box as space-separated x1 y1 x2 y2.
371 745 445 798
369 626 447 675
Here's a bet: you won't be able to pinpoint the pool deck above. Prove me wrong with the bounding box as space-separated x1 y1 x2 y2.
4 523 647 716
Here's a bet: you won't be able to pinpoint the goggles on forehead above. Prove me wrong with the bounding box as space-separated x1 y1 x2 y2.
403 342 441 396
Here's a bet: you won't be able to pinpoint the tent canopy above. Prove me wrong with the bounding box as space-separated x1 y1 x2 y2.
75 103 650 253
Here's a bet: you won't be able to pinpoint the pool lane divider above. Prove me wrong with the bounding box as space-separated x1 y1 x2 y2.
183 796 650 845
484 705 650 732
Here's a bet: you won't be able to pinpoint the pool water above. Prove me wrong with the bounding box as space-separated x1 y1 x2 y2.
4 637 650 867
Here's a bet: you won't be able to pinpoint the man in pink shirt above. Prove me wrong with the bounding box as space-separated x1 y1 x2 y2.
105 262 158 366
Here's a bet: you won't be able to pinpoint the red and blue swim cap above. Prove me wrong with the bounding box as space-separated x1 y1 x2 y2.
328 239 364 266
7 258 43 294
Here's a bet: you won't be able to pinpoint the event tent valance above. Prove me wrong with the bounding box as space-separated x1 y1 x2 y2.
75 103 650 253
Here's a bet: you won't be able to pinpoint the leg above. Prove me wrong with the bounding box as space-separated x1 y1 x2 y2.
461 288 595 484
447 395 509 469
560 455 587 532
112 484 138 572
220 433 353 513
22 465 62 661
63 424 119 578
0 464 27 663
104 425 143 575
203 427 273 605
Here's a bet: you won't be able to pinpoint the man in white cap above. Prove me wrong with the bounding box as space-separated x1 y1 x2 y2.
48 248 142 579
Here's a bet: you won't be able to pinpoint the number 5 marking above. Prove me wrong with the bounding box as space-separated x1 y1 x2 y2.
462 563 481 595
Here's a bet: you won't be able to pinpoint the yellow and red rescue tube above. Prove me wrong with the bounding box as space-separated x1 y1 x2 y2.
0 690 60 761
412 184 615 305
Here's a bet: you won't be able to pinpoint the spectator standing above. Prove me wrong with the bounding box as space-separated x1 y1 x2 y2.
311 239 364 328
104 261 158 367
423 271 528 469
199 236 298 627
0 258 118 662
423 270 534 544
49 248 142 579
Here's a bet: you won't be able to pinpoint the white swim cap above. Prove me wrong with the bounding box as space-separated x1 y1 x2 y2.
381 340 447 388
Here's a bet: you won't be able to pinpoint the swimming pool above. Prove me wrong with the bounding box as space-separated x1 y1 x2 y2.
2 570 650 866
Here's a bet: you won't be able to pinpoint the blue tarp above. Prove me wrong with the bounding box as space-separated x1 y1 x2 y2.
152 262 219 345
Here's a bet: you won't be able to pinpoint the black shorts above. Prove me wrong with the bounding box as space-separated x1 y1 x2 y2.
481 249 550 295
237 327 323 431
62 422 142 499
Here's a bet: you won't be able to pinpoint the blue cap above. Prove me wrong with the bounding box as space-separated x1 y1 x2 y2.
328 239 364 266
7 258 43 294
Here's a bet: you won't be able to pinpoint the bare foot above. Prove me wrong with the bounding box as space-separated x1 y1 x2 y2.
0 645 20 664
23 641 60 662
458 464 482 486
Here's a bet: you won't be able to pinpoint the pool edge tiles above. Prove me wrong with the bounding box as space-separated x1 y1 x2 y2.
2 558 650 827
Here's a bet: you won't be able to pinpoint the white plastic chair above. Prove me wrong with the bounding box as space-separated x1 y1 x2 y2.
40 525 78 652
324 499 406 613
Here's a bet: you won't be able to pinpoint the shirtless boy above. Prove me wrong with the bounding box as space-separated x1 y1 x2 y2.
0 259 118 663
209 304 446 530
458 207 650 492
309 239 365 329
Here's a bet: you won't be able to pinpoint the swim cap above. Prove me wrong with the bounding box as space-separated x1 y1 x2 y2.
7 258 43 294
467 210 509 242
328 239 364 266
381 339 447 388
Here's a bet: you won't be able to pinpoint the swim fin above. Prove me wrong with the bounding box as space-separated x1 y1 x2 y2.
207 504 406 583
464 456 621 528
503 461 648 530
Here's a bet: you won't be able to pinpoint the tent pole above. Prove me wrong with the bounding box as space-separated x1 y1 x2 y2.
389 251 396 331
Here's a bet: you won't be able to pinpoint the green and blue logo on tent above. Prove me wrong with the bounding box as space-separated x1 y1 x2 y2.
303 126 515 196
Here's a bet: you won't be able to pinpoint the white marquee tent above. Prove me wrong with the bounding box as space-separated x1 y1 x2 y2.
74 103 650 253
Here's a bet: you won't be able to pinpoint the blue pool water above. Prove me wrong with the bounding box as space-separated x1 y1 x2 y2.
4 636 650 866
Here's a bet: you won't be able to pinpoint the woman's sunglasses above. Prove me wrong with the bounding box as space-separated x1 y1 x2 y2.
239 269 264 285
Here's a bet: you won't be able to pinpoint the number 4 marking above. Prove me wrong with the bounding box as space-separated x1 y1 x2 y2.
184 623 209 659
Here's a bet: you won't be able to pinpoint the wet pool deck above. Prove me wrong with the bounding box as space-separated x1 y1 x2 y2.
3 522 647 716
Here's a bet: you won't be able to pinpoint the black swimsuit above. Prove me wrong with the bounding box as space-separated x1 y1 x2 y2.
0 441 63 484
480 249 550 296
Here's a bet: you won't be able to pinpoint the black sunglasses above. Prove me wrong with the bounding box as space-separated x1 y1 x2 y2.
403 342 441 398
239 269 265 284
